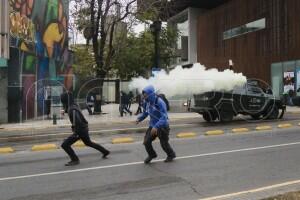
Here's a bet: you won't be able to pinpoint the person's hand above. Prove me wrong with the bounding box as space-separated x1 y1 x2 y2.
151 128 157 137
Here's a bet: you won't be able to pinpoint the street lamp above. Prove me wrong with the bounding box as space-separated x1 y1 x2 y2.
150 21 162 72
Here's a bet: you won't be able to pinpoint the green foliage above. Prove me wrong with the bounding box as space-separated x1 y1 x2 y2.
72 45 96 78
111 25 178 79
72 25 178 80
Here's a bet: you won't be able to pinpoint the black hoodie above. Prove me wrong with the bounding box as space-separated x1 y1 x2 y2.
60 92 88 132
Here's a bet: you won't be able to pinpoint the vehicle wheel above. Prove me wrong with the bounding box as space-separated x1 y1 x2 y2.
219 110 234 122
266 105 279 119
251 114 261 120
203 112 212 122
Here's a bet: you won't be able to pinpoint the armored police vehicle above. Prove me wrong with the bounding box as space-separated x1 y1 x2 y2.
189 80 286 122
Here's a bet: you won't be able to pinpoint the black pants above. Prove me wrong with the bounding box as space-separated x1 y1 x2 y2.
143 127 176 158
120 104 131 116
45 100 51 116
61 129 109 161
135 104 142 114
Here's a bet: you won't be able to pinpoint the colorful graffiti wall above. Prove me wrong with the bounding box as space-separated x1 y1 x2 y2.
8 0 73 119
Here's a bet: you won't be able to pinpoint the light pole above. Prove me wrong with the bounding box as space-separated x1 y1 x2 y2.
150 21 162 72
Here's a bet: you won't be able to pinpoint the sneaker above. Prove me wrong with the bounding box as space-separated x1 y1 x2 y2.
102 150 110 159
164 155 176 163
65 160 80 166
144 155 157 164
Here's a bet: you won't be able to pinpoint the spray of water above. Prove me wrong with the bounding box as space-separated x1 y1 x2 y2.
129 63 247 97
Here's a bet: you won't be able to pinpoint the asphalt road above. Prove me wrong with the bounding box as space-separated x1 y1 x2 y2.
1 113 300 148
2 126 300 200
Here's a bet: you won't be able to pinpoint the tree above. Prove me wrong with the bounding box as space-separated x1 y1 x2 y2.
71 0 137 113
111 26 178 79
72 45 96 78
71 0 176 112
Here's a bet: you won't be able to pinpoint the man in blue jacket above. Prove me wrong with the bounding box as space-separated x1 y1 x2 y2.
136 85 176 164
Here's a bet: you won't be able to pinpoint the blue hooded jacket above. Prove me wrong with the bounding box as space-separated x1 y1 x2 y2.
137 85 169 128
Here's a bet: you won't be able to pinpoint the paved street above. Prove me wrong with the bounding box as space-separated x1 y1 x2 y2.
2 123 300 200
1 112 300 149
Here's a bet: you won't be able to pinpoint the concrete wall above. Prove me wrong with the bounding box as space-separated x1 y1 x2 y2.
168 7 205 66
188 8 205 64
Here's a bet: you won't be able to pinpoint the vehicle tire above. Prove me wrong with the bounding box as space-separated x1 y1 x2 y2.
266 105 279 119
251 114 261 120
203 112 213 122
219 110 234 122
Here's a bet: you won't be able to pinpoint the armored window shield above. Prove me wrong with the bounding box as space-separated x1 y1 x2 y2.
0 0 10 59
248 86 263 94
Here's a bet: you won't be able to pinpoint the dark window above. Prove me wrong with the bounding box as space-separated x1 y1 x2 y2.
223 18 266 40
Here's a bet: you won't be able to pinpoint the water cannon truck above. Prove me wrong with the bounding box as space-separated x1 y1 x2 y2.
189 80 286 122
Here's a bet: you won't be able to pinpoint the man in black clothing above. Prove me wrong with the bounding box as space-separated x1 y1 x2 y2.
60 92 110 166
135 93 143 115
119 91 132 117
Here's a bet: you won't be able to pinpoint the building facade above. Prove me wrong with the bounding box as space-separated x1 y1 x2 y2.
166 0 300 98
197 0 300 98
0 0 73 123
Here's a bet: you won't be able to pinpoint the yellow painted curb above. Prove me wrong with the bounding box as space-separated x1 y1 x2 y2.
74 141 85 148
288 111 300 114
278 123 293 128
0 147 14 153
256 126 272 131
112 137 134 144
232 128 250 133
205 130 224 136
31 143 58 151
176 132 197 138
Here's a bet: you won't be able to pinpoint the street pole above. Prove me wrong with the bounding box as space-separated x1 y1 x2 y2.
150 21 162 73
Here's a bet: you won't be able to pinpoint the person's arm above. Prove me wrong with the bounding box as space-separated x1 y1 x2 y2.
69 109 84 131
153 100 168 129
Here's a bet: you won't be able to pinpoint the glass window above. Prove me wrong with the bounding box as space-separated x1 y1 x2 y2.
283 61 295 72
271 62 283 98
223 18 266 40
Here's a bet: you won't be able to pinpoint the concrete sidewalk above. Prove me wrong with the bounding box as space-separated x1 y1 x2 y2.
0 104 198 131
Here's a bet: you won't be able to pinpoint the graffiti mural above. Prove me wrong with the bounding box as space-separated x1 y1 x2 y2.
9 0 69 59
8 0 73 119
10 12 35 43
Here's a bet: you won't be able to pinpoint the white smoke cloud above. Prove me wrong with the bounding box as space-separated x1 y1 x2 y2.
129 63 247 97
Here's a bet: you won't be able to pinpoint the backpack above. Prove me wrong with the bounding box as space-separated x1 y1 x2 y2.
156 94 170 111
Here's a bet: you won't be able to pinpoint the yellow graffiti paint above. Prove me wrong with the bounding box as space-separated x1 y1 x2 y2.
10 12 35 42
43 23 64 58
20 42 30 52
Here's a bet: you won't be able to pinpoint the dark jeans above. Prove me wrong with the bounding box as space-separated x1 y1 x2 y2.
135 104 143 114
61 129 109 161
45 100 51 116
143 126 176 158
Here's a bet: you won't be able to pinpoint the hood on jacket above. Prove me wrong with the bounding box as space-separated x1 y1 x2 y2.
60 92 74 112
142 85 156 104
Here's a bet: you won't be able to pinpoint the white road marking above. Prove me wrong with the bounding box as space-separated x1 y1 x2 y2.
199 179 300 200
0 141 300 182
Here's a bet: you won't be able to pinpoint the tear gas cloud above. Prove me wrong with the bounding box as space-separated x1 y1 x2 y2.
129 63 247 97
